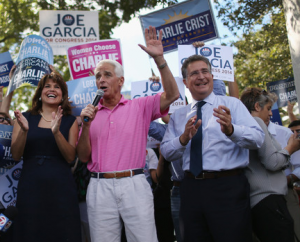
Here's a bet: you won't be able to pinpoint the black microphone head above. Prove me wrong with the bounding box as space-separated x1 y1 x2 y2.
3 206 18 220
96 89 104 97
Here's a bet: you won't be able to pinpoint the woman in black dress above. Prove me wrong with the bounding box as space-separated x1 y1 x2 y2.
11 72 81 242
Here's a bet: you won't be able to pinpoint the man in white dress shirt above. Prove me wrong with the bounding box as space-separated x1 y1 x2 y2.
161 55 264 242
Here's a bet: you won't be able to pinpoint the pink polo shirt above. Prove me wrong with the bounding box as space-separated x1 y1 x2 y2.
87 93 168 172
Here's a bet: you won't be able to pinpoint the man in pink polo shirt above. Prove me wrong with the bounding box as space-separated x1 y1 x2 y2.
76 26 179 242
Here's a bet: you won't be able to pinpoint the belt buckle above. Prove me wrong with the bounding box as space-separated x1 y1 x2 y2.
195 172 205 180
114 172 123 179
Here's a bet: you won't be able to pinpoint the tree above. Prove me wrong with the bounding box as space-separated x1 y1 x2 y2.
233 10 293 91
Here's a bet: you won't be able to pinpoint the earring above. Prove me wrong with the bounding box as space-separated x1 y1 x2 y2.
39 97 41 101
61 98 64 102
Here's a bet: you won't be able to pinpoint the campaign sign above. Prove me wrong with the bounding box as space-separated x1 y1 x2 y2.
0 124 19 176
178 44 234 82
7 35 53 95
270 102 282 126
266 77 296 108
139 0 218 53
0 52 14 87
0 161 23 208
67 76 97 116
131 77 185 113
147 135 161 149
67 39 122 80
40 10 99 55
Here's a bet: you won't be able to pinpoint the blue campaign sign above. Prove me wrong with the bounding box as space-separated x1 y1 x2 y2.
270 102 282 126
0 52 14 87
0 124 19 175
139 0 218 53
67 76 98 116
7 35 53 95
266 77 296 108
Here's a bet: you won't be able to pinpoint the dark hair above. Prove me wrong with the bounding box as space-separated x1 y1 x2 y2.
0 112 12 125
181 55 211 78
240 87 277 113
288 120 300 128
29 72 72 115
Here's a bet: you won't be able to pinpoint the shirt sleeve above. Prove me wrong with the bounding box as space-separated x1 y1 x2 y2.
147 148 159 170
226 99 265 149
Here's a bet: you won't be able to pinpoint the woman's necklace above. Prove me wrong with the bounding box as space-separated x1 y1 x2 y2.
39 112 51 122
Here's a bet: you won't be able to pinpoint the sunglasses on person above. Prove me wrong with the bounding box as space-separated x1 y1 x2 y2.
0 117 11 124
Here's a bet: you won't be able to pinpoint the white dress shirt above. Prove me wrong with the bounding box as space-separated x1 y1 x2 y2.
268 121 300 179
161 92 265 171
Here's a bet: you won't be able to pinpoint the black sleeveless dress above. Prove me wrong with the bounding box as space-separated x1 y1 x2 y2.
13 112 81 242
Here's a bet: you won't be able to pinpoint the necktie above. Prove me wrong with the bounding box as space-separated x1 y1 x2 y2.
190 101 206 176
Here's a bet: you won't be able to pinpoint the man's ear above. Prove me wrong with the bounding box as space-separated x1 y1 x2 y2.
119 76 124 86
254 102 261 112
183 78 188 89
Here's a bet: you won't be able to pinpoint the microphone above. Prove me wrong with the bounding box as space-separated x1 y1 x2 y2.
0 206 18 233
84 89 104 122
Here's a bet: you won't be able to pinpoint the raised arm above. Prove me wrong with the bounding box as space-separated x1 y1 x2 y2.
138 26 179 112
51 106 78 163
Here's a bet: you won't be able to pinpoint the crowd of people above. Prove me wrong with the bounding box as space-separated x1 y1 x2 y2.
1 26 300 242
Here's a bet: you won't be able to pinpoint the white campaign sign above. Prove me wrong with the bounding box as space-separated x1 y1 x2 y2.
131 77 185 113
178 45 234 82
39 10 99 55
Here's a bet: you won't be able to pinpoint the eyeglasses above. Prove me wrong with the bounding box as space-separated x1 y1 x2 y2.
188 69 210 78
0 117 11 124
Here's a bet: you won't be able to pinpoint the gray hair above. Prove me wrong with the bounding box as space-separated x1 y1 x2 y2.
240 87 278 113
95 59 124 78
181 55 211 78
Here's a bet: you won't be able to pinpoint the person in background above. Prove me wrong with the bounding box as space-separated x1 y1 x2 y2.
240 87 300 242
11 71 81 242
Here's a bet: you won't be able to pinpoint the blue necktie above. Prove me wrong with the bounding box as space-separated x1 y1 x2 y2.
190 101 206 176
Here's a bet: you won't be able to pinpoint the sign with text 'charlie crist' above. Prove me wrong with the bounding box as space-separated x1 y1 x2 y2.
39 10 99 55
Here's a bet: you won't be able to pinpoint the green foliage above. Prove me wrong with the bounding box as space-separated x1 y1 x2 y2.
233 11 293 92
213 0 283 34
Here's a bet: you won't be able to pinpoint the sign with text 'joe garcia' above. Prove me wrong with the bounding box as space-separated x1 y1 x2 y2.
178 44 234 82
40 10 99 55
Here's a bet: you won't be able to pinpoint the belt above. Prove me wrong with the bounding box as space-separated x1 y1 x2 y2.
90 168 144 179
185 169 242 179
173 181 181 187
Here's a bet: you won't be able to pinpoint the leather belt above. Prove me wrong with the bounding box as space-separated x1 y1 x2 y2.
90 168 144 179
185 169 242 179
173 181 181 187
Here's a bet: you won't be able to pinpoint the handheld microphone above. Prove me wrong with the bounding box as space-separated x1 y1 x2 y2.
84 89 104 122
0 206 18 233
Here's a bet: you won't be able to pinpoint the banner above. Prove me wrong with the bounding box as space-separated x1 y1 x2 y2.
0 161 23 208
7 35 53 95
266 77 296 108
178 44 234 82
0 52 14 87
0 124 19 176
40 10 99 55
131 77 185 113
67 39 122 80
270 102 282 125
139 0 218 53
